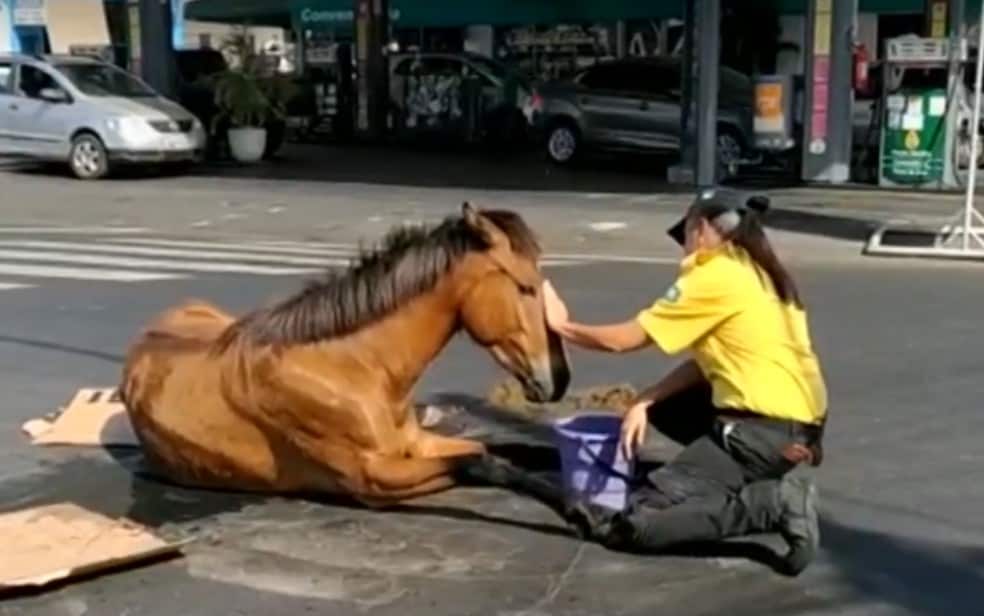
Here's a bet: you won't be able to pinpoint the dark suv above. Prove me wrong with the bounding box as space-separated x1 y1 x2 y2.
531 57 754 174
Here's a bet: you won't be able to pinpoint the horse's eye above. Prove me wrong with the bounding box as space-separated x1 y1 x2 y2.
518 283 536 296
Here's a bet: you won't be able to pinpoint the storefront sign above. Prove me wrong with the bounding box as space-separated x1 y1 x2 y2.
13 0 46 26
808 0 832 154
754 82 784 133
299 7 399 25
930 1 947 38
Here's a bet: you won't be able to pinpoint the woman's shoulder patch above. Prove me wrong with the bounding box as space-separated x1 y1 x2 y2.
662 283 681 303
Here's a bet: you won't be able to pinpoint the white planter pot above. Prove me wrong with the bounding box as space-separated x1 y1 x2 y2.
228 127 267 163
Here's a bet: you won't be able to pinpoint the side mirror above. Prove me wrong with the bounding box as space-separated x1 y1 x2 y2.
39 87 69 103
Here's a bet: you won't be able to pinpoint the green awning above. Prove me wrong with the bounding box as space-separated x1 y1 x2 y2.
186 0 934 32
185 0 291 28
293 0 684 31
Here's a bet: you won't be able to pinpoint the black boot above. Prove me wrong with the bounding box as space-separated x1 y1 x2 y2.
565 500 616 540
777 475 820 576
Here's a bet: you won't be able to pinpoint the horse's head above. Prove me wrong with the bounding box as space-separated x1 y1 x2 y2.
458 203 571 403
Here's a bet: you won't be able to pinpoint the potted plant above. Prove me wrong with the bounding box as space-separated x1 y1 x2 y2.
208 30 298 163
258 71 298 159
212 68 270 163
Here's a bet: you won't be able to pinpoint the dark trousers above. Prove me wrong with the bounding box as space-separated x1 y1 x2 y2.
605 384 821 551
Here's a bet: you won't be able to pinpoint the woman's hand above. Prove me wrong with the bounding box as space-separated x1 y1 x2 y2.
620 401 650 460
542 279 570 330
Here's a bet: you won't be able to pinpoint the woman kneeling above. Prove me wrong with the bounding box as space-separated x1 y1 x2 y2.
544 188 827 576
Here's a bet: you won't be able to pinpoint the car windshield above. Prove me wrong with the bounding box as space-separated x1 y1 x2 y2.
55 63 157 98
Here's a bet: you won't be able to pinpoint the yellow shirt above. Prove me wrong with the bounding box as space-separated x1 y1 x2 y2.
636 244 827 425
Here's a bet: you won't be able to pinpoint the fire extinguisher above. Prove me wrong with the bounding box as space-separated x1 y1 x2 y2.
853 42 870 96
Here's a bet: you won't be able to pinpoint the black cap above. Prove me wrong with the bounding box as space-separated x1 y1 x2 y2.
666 187 770 246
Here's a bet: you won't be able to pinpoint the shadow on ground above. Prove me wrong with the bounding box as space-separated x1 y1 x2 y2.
190 142 688 194
2 394 800 578
820 516 984 616
765 207 877 242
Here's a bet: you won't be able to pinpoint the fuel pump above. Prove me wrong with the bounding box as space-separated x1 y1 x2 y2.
877 36 976 190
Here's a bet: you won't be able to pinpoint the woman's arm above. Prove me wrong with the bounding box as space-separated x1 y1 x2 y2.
620 360 705 459
543 280 650 353
630 359 705 408
550 319 650 353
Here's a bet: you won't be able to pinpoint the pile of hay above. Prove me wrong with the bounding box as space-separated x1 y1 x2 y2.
486 379 637 418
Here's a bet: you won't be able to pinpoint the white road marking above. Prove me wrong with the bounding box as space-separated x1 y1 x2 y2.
586 221 628 232
106 238 675 265
0 249 326 275
0 226 149 234
0 240 350 267
0 263 180 281
547 253 678 265
107 238 357 257
0 281 35 290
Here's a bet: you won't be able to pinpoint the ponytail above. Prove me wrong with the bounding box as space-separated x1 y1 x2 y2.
731 211 803 307
695 203 803 308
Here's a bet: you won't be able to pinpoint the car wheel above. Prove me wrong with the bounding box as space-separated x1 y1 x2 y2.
546 122 579 165
69 133 109 180
716 129 744 179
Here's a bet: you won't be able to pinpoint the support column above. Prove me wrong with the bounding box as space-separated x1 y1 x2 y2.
354 0 388 140
800 0 856 184
669 0 697 185
695 0 721 188
138 0 175 98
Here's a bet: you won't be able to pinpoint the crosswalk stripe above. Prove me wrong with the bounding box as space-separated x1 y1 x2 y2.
251 240 678 265
0 263 180 281
106 238 358 257
0 249 328 275
0 226 149 234
0 240 350 267
0 281 36 290
546 253 678 264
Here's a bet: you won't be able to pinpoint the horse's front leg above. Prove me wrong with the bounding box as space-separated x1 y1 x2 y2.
410 430 486 458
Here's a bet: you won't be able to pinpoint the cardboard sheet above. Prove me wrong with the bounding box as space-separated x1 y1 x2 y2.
22 387 138 447
0 503 186 591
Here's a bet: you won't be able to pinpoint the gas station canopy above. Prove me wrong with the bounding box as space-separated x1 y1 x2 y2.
185 0 931 31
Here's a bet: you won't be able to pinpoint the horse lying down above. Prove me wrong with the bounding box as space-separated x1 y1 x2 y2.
120 203 571 507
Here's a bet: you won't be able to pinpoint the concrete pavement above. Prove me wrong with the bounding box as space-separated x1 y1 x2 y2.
0 152 982 614
0 143 975 266
0 245 980 614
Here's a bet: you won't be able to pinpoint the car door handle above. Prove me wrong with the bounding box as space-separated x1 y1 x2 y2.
8 103 17 111
639 101 650 110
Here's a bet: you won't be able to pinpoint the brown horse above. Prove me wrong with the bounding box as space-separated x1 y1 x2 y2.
119 204 570 506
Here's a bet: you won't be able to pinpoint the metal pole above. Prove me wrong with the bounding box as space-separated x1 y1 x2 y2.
138 0 174 98
695 0 720 188
680 0 695 168
961 2 984 250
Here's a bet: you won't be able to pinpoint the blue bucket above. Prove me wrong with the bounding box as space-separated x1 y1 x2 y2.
552 412 634 511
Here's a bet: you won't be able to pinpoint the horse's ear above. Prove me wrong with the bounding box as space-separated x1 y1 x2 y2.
462 202 480 227
462 201 509 249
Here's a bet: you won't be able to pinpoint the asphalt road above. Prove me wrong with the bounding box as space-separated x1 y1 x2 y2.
0 220 981 615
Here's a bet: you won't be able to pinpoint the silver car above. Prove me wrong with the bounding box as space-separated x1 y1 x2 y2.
0 54 205 179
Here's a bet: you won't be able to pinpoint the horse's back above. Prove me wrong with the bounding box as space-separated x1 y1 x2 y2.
121 300 286 490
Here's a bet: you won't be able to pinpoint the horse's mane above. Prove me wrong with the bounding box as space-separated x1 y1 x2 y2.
217 208 540 349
